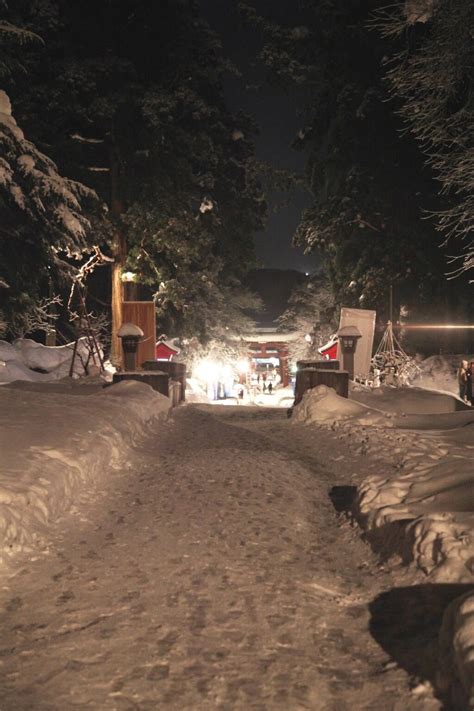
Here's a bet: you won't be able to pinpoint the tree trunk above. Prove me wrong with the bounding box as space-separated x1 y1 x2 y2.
111 254 124 365
109 138 125 367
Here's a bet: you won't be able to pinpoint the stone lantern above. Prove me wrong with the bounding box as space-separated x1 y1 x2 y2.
117 322 144 371
337 325 362 380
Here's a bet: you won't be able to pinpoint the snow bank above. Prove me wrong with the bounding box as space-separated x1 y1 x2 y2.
351 384 468 415
292 379 474 703
409 355 472 396
0 337 103 383
292 384 390 427
438 589 474 710
0 379 170 567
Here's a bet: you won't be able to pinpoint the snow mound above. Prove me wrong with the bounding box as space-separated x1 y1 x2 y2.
438 589 474 709
292 384 389 426
0 359 52 382
351 385 467 415
358 454 474 583
0 380 171 568
410 355 472 396
0 337 103 383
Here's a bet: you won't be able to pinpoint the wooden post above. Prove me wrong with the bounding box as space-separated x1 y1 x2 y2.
111 257 124 366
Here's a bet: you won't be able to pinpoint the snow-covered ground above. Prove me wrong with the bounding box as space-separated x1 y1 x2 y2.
0 378 170 565
0 337 108 382
292 381 474 707
1 341 473 706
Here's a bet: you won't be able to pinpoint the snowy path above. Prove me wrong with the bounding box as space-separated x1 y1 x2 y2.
0 404 440 710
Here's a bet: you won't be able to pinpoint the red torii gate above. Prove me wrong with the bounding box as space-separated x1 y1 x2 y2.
245 336 291 386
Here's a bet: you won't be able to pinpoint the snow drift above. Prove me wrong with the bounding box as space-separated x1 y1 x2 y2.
291 384 391 427
0 337 103 382
292 379 474 705
0 379 170 567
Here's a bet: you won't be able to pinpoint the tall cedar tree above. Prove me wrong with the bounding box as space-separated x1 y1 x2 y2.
241 0 471 335
5 0 266 350
376 0 474 279
0 15 98 333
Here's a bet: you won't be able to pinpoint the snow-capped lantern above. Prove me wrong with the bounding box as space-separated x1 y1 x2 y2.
117 322 144 371
337 325 362 380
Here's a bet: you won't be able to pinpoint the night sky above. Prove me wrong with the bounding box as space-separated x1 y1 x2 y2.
198 0 317 273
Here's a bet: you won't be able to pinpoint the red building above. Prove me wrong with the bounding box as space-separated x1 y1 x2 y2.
318 333 339 360
155 337 179 361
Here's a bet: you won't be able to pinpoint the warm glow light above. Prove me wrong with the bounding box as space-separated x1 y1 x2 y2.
402 324 474 330
221 364 232 380
237 359 249 373
195 359 219 382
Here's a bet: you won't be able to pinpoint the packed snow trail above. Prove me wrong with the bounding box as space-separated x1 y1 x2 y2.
0 405 440 710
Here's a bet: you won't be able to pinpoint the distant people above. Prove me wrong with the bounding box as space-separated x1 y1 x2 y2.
238 387 244 401
268 381 273 394
458 359 469 402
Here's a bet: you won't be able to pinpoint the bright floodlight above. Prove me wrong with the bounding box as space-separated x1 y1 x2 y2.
220 364 232 380
237 359 249 373
195 359 218 382
403 323 474 330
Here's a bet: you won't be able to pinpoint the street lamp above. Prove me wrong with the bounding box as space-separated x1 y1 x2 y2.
121 270 137 301
337 325 362 380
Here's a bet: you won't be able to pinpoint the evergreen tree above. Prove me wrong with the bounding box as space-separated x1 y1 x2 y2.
375 0 474 279
240 0 471 328
0 14 98 335
5 0 266 354
277 273 337 363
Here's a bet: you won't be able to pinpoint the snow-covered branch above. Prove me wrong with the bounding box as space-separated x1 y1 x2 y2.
376 0 474 277
0 90 99 259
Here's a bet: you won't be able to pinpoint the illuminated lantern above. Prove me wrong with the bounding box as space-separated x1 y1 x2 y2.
337 325 362 379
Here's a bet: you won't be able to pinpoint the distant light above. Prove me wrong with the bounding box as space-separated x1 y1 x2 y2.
403 324 474 330
195 359 219 382
305 272 309 276
237 359 249 373
121 271 136 283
